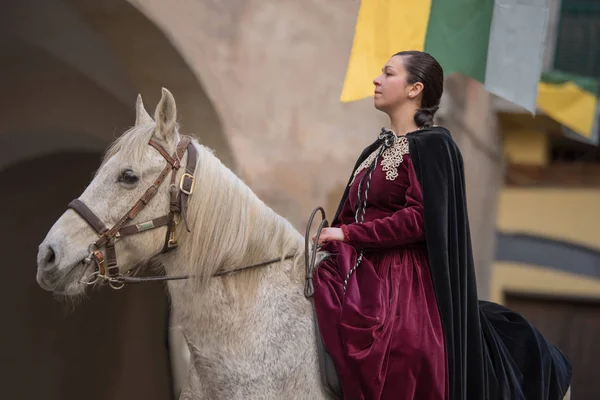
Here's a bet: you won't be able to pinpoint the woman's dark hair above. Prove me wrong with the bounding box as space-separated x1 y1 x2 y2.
393 51 444 128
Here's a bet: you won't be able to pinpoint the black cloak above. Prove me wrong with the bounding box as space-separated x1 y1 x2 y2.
330 126 571 400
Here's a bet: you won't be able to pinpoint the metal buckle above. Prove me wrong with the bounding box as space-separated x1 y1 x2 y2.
168 230 178 248
179 173 195 195
167 214 180 248
91 250 106 275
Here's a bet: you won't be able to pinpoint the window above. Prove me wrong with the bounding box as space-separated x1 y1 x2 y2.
550 136 600 163
554 0 600 80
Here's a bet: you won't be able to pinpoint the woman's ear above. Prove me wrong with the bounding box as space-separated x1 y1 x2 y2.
409 82 424 99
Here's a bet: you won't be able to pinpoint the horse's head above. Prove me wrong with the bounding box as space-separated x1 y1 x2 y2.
37 88 191 295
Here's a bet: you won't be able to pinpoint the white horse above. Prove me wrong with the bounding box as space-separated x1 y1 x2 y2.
36 88 328 400
36 89 571 400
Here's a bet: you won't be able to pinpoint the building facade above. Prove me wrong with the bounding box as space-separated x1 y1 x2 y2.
3 0 596 398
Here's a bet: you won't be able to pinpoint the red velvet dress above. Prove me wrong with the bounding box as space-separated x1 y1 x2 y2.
313 153 447 400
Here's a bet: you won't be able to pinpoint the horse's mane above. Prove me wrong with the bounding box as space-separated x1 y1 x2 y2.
175 139 305 300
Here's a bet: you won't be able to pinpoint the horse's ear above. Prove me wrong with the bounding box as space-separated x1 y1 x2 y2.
154 88 177 142
135 94 153 126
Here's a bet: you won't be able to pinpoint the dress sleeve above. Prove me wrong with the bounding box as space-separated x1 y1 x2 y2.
340 161 424 250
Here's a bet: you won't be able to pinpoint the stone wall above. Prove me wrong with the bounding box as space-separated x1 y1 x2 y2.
129 0 387 227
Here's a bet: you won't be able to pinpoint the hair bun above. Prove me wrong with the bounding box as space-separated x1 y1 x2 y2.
414 105 439 128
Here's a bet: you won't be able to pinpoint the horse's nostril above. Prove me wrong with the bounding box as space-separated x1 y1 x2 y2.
46 247 56 265
39 244 58 270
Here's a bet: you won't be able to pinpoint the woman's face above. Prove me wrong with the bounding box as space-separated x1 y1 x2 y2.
373 56 422 112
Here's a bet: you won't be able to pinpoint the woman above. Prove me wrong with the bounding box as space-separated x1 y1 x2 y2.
312 51 571 400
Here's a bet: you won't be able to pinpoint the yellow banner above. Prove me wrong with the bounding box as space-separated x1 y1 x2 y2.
537 82 597 139
340 0 433 102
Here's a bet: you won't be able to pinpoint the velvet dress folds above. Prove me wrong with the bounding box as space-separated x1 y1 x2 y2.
313 143 447 400
312 127 572 400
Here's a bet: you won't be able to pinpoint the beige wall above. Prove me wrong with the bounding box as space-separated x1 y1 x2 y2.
503 128 549 165
127 0 386 227
493 187 600 304
129 2 506 297
497 188 600 249
4 0 502 244
491 262 600 304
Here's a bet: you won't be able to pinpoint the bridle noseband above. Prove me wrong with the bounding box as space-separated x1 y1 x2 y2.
68 135 197 289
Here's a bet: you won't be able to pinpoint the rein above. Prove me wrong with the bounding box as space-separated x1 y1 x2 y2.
106 254 296 285
115 206 328 299
67 134 320 293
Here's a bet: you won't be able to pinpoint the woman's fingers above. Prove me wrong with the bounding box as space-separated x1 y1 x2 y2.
312 228 346 244
312 229 330 244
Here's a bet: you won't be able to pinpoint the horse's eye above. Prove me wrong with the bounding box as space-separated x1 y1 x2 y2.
118 169 139 185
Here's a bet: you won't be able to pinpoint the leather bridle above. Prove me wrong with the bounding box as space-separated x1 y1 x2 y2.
68 135 197 289
65 134 325 295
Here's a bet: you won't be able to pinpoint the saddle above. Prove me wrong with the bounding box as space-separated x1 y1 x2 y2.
304 207 343 400
312 304 343 399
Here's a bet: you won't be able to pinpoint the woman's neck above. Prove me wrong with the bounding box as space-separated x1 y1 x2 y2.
388 105 419 136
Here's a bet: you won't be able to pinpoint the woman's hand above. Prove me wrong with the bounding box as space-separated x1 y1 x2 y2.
312 227 345 245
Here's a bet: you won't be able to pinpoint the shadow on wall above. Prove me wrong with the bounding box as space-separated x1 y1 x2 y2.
0 0 234 167
0 152 175 400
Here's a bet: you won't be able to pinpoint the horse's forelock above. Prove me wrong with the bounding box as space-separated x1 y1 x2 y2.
101 123 158 169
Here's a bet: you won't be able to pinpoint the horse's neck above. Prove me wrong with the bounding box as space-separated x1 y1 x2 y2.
160 151 325 397
164 232 320 396
167 256 306 340
165 255 318 398
165 217 306 352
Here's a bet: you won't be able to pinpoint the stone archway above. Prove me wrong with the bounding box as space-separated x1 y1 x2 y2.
62 0 235 168
0 0 234 169
0 0 234 397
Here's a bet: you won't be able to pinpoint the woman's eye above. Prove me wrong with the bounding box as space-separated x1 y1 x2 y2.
118 169 139 185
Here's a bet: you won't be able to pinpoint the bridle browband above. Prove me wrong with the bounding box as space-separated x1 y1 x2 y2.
66 134 325 297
